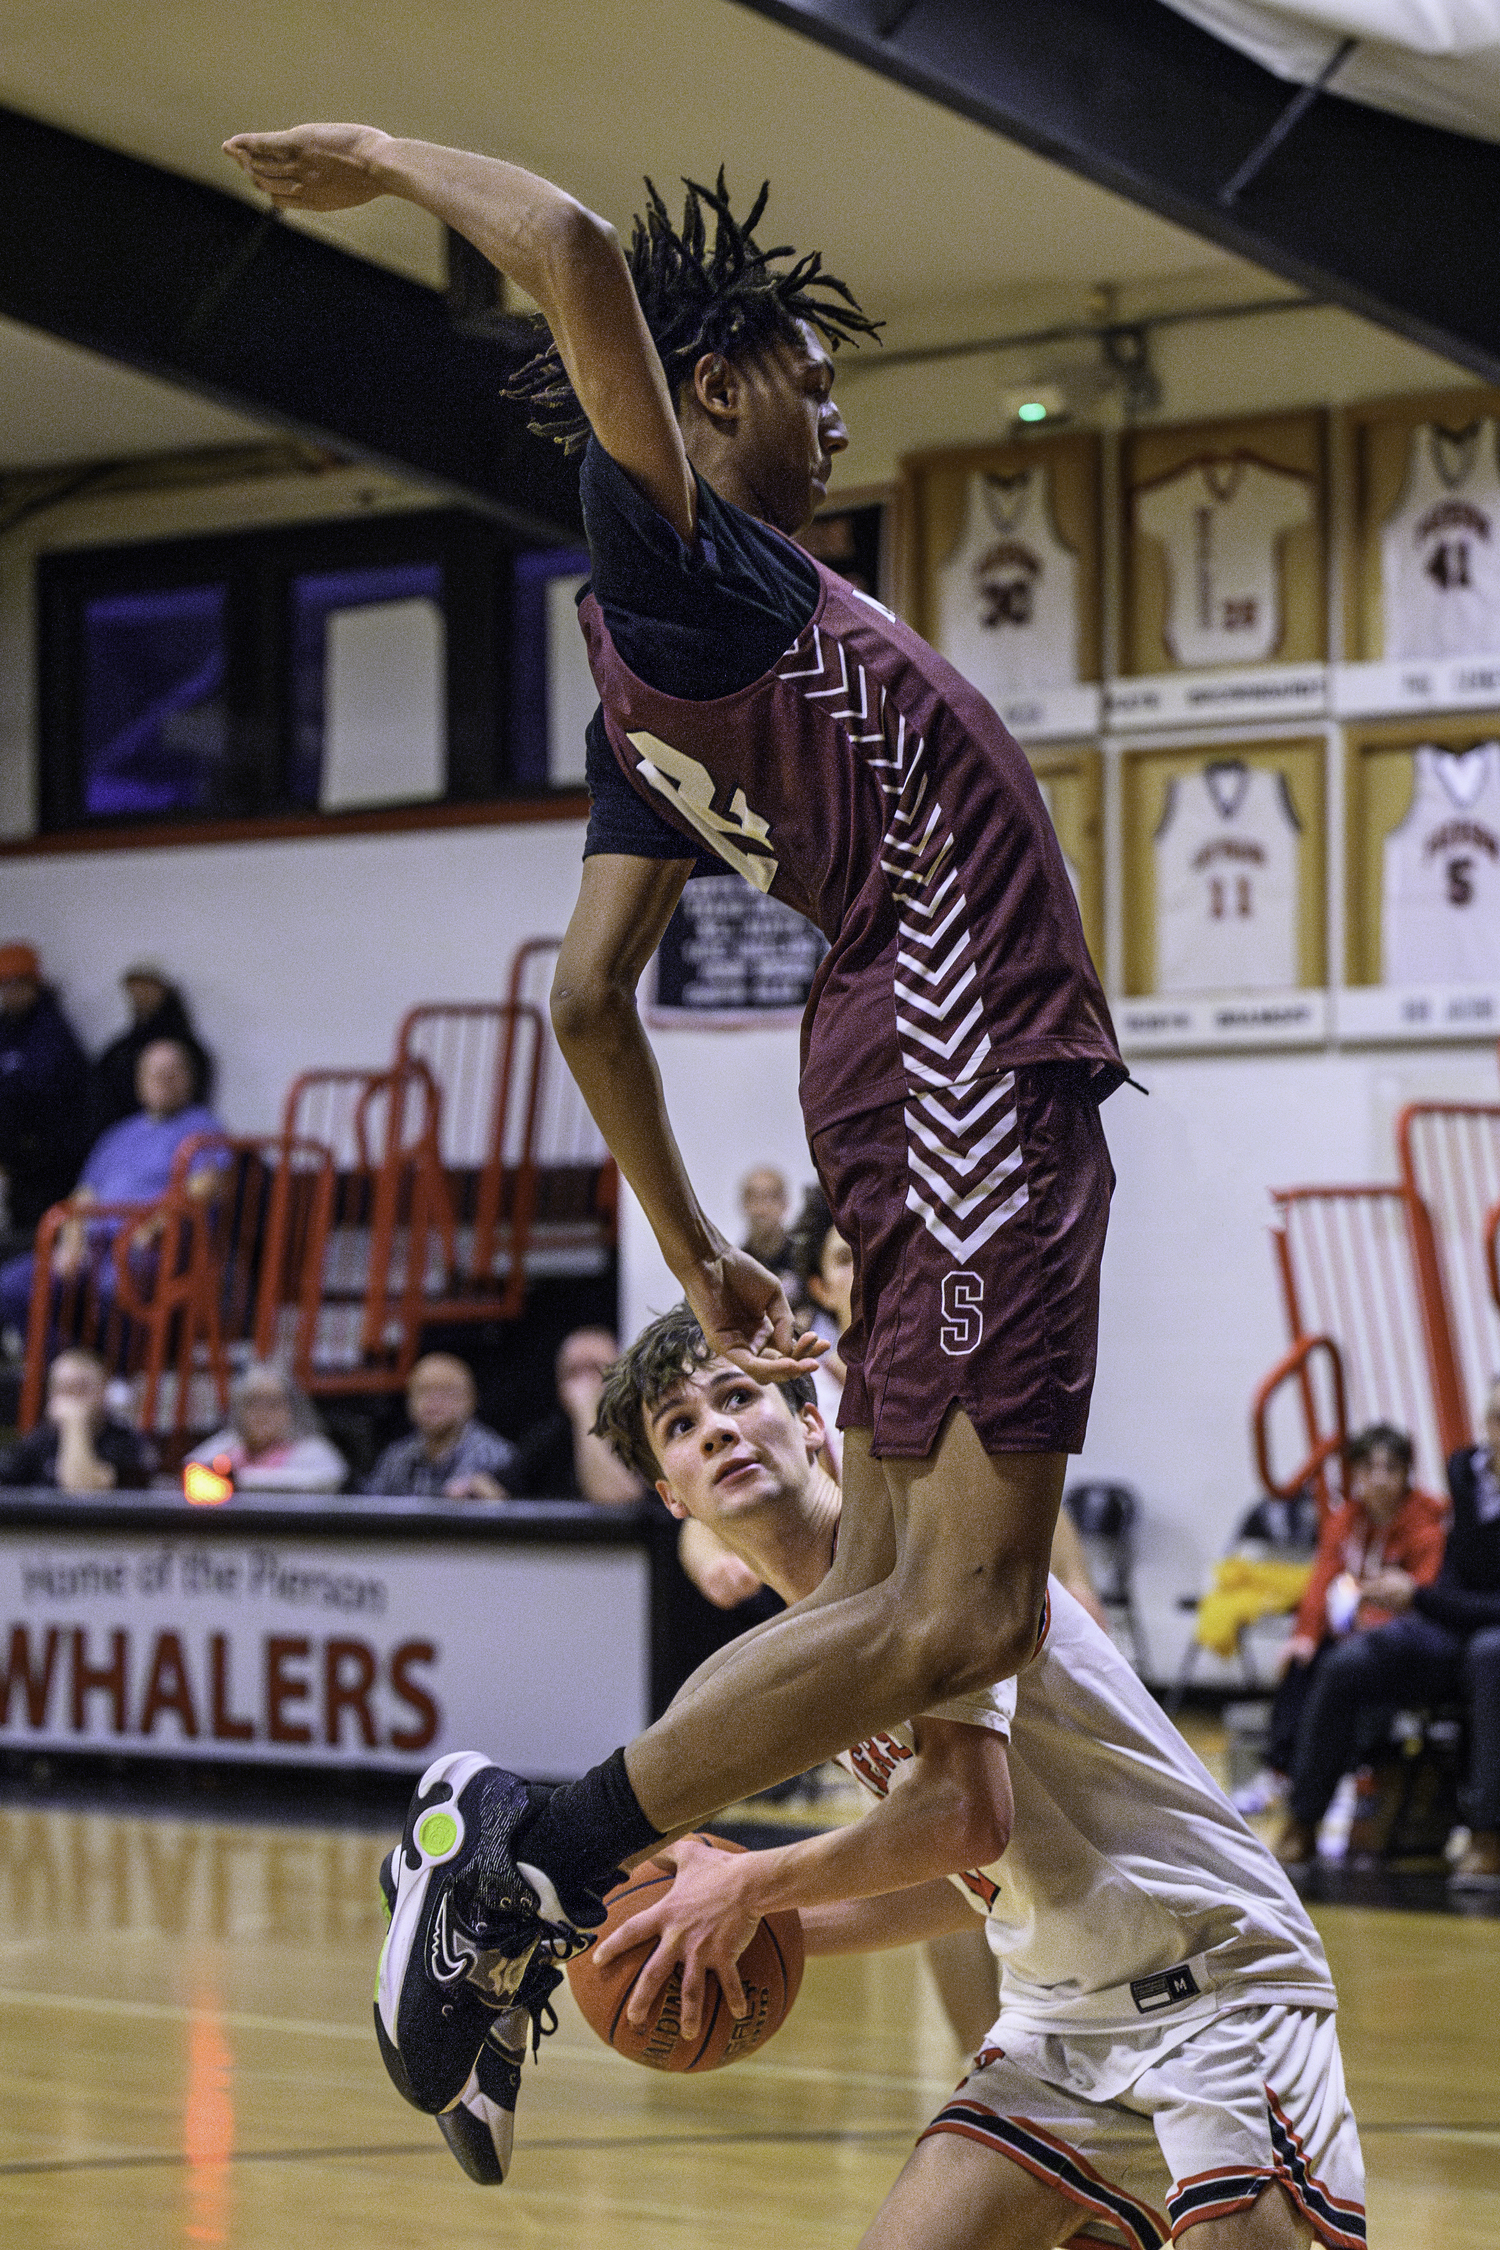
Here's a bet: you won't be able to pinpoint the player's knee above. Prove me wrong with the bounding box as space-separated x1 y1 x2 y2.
894 1586 1043 1704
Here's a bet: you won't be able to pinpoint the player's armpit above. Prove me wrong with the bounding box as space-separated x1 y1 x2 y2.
799 1879 974 1957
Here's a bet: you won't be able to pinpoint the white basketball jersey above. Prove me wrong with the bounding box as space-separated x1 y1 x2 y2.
1153 762 1301 993
1380 421 1500 660
840 1586 1333 2071
935 468 1081 696
1035 774 1083 907
1381 741 1500 984
1134 455 1313 668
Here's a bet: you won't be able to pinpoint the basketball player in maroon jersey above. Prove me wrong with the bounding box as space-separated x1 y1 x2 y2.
223 124 1124 2129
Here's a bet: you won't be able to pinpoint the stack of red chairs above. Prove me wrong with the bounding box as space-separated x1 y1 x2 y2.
16 935 626 1440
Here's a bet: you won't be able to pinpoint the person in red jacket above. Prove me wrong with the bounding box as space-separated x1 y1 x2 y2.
1262 1424 1446 1865
1235 1423 1445 1821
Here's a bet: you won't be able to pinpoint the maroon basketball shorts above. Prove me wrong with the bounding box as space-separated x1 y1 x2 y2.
811 1062 1114 1458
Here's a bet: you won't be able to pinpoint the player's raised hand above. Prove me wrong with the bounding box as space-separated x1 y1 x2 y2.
223 124 391 211
594 1836 762 2038
684 1243 826 1382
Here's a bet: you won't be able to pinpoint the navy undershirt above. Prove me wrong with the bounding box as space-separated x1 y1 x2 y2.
578 437 818 867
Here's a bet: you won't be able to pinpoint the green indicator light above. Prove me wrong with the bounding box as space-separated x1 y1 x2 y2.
418 1811 459 1858
1017 401 1048 423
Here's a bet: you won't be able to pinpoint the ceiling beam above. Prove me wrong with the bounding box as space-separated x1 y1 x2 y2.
730 0 1500 382
0 104 581 538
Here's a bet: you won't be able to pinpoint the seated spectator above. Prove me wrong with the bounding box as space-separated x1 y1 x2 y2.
1255 1422 1446 1858
1274 1381 1500 1886
89 959 214 1142
186 1361 347 1492
738 1164 802 1312
0 1347 153 1492
0 942 89 1247
364 1353 518 1499
512 1328 645 1503
0 1037 225 1347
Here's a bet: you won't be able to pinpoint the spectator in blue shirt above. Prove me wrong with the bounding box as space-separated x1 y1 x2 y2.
0 1038 225 1349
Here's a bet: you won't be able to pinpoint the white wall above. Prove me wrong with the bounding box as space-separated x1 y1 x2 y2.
1 819 588 1132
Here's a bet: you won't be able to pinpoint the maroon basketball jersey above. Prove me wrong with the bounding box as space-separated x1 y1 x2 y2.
578 563 1121 1143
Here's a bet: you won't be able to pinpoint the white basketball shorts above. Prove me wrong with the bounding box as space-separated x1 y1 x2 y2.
920 2004 1365 2246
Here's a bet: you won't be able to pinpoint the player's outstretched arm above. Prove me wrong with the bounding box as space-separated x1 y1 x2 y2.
798 1880 974 1958
594 1719 1011 2036
553 853 820 1379
222 125 695 541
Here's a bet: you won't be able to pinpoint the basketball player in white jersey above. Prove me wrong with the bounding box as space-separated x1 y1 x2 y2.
1134 455 1312 670
1381 421 1500 660
1153 760 1301 993
590 1308 1365 2250
1381 740 1500 985
936 467 1081 699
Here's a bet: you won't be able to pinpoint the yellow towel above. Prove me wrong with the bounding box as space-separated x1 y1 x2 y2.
1194 1557 1313 1658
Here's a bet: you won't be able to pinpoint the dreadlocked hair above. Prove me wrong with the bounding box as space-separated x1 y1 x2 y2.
506 169 882 454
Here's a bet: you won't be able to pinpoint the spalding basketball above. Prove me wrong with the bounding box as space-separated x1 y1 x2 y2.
565 1834 803 2072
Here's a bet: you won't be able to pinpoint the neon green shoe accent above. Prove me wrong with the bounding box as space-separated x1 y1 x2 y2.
417 1811 459 1860
375 1928 390 2002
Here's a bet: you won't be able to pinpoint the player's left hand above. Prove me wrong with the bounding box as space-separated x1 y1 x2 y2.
223 124 392 210
593 1836 764 2040
683 1245 826 1382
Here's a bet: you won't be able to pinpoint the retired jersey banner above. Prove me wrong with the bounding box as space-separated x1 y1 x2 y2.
649 874 828 1030
0 1532 650 1775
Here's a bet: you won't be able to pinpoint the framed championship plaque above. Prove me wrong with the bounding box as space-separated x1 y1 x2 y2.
1119 411 1327 679
1119 737 1327 999
1025 744 1103 971
899 432 1102 741
1339 385 1500 672
1344 714 1500 990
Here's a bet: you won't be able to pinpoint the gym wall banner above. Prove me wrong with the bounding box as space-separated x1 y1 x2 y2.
648 874 828 1030
0 1532 651 1775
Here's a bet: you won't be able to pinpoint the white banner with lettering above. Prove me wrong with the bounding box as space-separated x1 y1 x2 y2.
0 1533 650 1777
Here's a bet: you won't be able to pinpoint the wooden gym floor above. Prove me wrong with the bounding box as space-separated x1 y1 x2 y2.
0 1756 1496 2248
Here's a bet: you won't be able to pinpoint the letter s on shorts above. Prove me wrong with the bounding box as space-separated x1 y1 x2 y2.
939 1271 984 1357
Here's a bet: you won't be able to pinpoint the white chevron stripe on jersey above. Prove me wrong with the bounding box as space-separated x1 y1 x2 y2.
908 1139 1023 1217
894 962 978 1020
908 1172 1029 1263
907 1096 1017 1169
904 1073 1029 1260
915 1078 1012 1132
776 625 1014 1257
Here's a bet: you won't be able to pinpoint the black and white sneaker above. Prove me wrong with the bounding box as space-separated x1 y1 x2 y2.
374 1751 591 2117
437 1954 566 2185
378 1843 567 2185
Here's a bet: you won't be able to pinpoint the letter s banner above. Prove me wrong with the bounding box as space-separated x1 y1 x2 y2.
940 1271 984 1356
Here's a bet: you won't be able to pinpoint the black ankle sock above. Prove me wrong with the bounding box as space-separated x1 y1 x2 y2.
516 1747 663 1923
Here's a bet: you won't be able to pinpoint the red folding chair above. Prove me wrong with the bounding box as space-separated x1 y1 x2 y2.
1396 1102 1500 1447
391 1001 545 1324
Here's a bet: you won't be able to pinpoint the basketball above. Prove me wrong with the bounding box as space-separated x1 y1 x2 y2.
565 1834 804 2072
